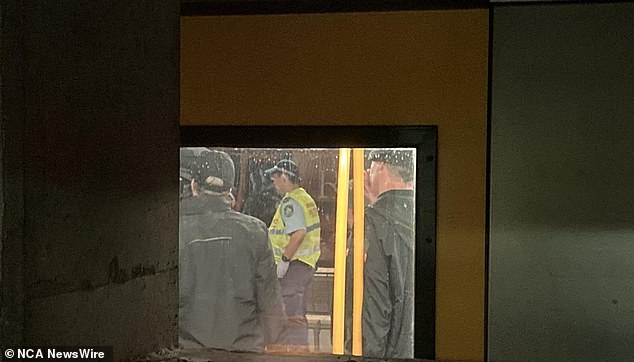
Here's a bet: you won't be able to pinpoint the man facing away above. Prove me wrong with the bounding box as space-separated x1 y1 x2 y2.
362 149 416 359
179 148 287 352
265 159 321 352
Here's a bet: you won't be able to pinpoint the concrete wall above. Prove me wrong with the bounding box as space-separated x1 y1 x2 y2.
489 3 634 361
1 2 180 360
1 0 26 348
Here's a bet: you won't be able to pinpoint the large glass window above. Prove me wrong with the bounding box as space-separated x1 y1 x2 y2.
178 126 436 359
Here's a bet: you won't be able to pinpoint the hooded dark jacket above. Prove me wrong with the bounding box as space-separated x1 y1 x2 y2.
362 189 415 358
179 194 287 352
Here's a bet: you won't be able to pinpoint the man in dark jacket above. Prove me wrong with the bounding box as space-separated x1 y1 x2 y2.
362 149 416 359
179 148 287 352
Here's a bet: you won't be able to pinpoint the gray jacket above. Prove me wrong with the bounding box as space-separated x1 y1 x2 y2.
362 189 415 358
179 195 287 352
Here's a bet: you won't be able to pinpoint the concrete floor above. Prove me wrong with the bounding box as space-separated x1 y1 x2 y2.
137 348 433 362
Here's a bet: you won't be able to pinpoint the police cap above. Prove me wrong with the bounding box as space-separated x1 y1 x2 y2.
264 159 301 181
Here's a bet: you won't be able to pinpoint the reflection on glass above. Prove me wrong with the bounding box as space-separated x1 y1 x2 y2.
178 147 415 358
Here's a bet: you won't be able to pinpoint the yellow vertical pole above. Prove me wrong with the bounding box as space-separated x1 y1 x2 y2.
352 148 365 356
332 148 350 355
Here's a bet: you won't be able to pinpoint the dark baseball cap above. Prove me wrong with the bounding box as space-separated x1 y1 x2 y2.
368 149 414 168
193 149 235 192
265 159 300 179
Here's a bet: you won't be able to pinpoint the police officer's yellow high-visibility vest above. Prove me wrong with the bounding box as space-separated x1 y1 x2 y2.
269 187 321 268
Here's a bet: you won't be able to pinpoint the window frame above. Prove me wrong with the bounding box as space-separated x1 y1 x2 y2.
180 125 437 359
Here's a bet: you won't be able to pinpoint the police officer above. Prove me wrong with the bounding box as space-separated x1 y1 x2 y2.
179 149 287 352
265 159 321 352
362 149 416 358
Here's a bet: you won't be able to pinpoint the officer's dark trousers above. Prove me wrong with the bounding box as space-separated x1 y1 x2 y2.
279 260 315 348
